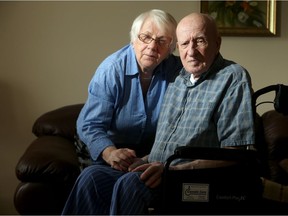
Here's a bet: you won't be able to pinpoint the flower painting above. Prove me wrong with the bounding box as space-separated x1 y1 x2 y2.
201 0 277 36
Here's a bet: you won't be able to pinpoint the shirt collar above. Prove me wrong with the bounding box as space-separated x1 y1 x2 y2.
127 44 140 76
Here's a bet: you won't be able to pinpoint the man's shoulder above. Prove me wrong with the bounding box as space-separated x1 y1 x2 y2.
215 57 250 81
221 57 247 73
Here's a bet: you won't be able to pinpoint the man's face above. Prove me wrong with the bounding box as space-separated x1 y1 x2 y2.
132 19 172 73
176 18 220 77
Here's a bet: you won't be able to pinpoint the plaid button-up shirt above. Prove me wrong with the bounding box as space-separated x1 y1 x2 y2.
148 54 255 164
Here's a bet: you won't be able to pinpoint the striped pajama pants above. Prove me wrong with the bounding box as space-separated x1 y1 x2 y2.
61 164 154 215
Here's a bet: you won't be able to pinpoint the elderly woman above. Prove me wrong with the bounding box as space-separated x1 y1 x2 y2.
62 9 181 215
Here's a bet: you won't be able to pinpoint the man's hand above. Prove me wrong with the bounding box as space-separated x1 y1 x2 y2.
102 146 136 172
131 162 164 188
128 157 147 172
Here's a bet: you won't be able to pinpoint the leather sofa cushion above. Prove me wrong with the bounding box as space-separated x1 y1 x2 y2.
262 110 288 184
15 136 80 183
32 104 84 140
14 182 71 215
262 110 288 159
279 159 288 175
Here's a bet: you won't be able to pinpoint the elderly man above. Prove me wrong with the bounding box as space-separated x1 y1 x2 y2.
107 12 255 215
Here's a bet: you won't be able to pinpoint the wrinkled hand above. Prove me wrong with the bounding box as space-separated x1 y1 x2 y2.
132 162 164 188
128 156 148 172
102 146 136 172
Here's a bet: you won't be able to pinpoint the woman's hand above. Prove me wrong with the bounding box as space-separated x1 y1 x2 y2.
102 146 136 172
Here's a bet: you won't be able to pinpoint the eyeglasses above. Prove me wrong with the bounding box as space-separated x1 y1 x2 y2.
138 33 171 48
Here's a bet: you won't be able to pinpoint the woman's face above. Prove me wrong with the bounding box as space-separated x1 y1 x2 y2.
132 19 172 73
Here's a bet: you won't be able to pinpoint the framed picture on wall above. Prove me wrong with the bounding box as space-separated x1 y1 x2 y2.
200 0 277 36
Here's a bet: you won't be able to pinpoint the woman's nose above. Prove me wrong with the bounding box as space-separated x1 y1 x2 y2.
147 40 158 50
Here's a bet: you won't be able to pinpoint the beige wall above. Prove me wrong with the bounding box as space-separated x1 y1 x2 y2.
0 1 287 214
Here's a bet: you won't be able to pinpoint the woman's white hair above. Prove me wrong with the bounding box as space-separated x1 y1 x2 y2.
130 9 177 54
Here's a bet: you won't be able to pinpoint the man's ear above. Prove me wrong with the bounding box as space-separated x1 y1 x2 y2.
176 42 179 50
216 36 222 51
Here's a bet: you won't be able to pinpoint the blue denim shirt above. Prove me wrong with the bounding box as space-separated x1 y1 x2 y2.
77 44 182 161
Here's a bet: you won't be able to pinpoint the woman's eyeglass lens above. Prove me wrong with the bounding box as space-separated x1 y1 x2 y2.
138 33 171 48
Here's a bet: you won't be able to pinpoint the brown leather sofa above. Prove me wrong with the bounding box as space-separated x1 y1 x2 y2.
14 103 288 214
14 104 84 215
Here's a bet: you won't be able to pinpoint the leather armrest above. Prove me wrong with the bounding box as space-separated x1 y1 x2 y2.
32 104 84 140
16 136 80 183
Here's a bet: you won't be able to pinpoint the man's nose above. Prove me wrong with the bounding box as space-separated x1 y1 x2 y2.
187 42 198 55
